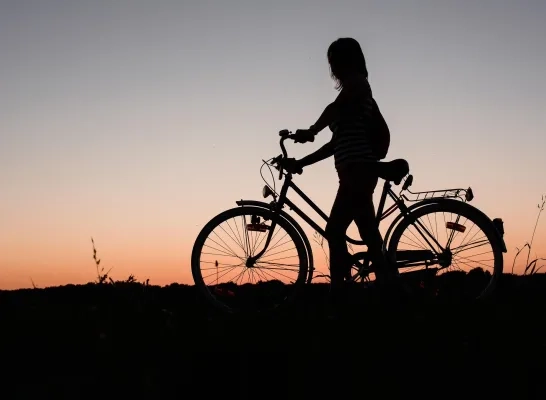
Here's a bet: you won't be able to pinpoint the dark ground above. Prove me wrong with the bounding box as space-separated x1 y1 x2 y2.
1 273 545 399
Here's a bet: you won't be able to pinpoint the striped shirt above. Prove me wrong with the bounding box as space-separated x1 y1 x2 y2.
329 78 377 171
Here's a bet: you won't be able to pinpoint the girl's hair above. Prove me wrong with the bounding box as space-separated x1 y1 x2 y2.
327 37 368 91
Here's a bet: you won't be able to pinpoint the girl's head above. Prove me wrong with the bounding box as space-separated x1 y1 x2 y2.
327 37 368 90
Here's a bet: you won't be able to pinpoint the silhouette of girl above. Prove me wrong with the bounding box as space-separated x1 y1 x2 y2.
283 37 394 307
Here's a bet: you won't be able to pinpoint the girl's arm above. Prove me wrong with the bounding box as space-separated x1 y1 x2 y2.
297 140 335 167
308 102 340 134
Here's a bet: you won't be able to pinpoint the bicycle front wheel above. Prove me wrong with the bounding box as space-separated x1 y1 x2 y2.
191 205 309 314
387 200 504 300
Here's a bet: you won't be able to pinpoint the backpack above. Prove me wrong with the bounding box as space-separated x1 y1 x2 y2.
370 98 390 160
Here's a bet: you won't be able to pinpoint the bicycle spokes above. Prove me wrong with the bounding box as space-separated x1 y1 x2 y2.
397 211 496 275
200 214 302 287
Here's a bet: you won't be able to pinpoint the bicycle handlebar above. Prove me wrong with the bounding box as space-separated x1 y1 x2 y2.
275 129 294 179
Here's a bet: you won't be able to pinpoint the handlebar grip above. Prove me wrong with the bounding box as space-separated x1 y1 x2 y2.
277 133 292 180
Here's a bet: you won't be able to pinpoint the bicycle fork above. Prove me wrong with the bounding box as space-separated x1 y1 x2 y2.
245 176 292 266
244 219 278 267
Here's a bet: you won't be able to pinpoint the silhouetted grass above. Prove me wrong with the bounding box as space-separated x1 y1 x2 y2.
511 195 545 275
0 273 545 397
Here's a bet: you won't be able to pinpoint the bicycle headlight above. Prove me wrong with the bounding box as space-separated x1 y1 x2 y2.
262 185 273 199
465 187 474 202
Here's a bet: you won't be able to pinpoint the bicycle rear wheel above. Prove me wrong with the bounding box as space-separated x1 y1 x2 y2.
387 200 504 300
191 206 309 314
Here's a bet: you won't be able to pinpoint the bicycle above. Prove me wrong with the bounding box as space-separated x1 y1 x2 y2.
191 130 507 314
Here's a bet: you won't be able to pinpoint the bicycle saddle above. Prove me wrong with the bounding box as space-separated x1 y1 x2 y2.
375 159 409 185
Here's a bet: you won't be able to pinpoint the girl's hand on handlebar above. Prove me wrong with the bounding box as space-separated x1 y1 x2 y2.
293 129 316 144
279 157 303 174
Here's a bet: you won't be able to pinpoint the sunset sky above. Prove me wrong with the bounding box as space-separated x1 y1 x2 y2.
2 0 545 290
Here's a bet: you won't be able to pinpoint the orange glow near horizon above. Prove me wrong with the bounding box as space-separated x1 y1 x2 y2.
1 188 544 291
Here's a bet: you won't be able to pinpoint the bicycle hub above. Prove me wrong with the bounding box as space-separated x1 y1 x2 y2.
438 250 452 268
245 256 256 268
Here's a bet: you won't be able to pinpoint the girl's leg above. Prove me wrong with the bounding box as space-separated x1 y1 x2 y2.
325 181 355 308
353 191 387 272
343 168 388 275
351 170 398 283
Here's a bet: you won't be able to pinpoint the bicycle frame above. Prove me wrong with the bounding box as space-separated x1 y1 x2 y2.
245 134 448 270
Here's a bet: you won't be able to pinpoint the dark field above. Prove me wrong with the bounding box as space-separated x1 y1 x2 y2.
1 274 545 399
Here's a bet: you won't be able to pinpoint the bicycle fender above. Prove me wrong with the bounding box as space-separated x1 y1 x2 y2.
235 200 315 283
